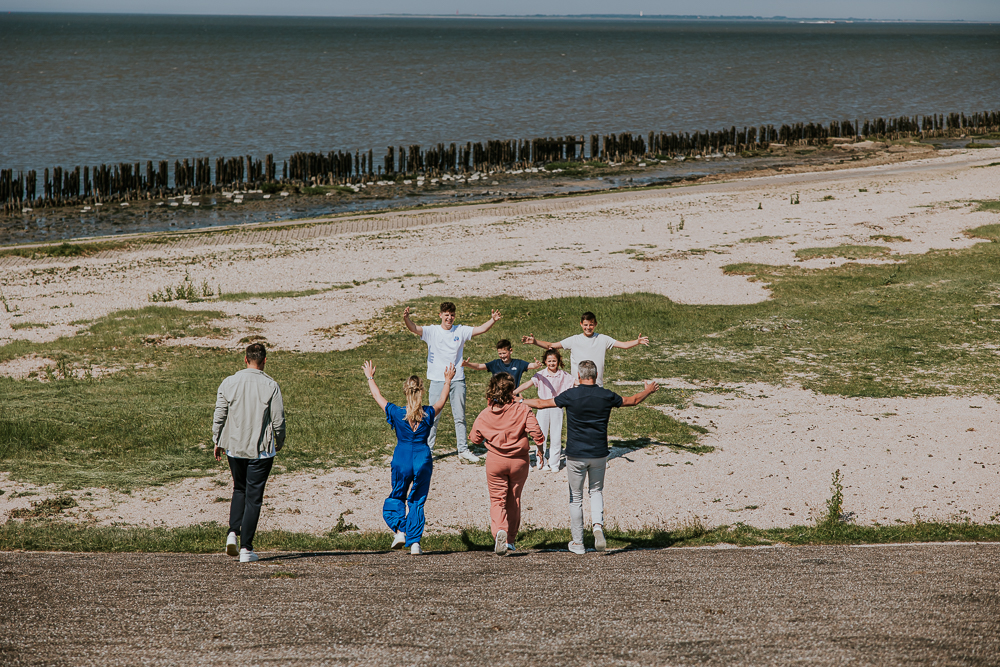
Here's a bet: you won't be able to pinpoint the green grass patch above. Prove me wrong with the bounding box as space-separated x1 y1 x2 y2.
965 142 992 149
965 224 1000 241
869 234 910 243
218 289 324 302
3 518 998 554
973 200 1000 213
794 245 890 261
458 260 532 273
10 321 49 331
740 236 784 244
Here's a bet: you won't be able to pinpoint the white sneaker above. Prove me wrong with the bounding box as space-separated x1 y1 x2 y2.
410 543 423 555
239 547 259 563
495 529 507 555
390 530 406 550
225 532 239 557
593 525 606 552
458 451 480 463
568 541 586 555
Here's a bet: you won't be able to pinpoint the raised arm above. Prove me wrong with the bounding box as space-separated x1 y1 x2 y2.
362 361 389 411
430 364 456 414
471 309 502 337
462 357 487 371
526 358 542 370
521 334 562 350
612 334 650 350
523 397 557 410
402 306 423 337
620 380 659 406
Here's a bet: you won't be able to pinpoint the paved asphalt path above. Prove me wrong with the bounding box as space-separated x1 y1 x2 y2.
2 543 998 666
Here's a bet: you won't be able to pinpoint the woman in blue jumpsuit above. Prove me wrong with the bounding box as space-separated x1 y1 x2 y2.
363 360 455 555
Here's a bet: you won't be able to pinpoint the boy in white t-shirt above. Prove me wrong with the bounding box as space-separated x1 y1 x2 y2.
521 311 648 387
404 301 502 463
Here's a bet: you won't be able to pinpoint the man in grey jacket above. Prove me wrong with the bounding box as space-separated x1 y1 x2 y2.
213 343 285 563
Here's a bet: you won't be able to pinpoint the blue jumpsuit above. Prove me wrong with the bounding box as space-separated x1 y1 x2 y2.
383 403 435 547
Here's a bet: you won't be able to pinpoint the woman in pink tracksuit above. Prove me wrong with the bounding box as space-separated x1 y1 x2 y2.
469 372 545 556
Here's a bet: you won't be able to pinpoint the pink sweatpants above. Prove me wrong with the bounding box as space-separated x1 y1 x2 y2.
485 454 530 544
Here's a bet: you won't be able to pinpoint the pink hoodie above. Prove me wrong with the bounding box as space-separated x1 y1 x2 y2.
469 401 544 458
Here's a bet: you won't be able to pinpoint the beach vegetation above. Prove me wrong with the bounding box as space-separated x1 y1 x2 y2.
0 238 173 260
739 236 783 244
965 142 991 149
218 288 324 302
793 245 890 261
5 228 1000 488
458 260 532 273
10 321 50 331
869 234 910 243
972 200 1000 214
2 517 997 554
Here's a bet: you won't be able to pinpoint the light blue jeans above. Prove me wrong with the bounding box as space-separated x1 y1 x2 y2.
567 456 606 545
427 379 468 453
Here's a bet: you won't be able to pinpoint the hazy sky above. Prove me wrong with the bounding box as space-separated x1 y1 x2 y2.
2 1 998 21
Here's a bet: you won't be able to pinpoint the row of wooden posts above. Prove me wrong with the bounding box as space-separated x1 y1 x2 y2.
2 110 998 214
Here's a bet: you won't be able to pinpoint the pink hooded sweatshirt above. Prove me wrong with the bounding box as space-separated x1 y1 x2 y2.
469 401 544 458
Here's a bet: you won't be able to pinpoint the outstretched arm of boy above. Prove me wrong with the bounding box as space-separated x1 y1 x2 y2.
471 309 502 336
402 306 423 337
521 333 562 350
462 357 487 371
612 334 650 349
362 361 389 411
430 364 456 414
526 358 542 370
620 380 659 406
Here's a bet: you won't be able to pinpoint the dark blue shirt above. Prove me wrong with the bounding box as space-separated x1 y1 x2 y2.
385 403 436 448
485 358 531 387
554 385 623 458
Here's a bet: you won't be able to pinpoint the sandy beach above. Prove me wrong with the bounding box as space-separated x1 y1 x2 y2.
2 146 999 535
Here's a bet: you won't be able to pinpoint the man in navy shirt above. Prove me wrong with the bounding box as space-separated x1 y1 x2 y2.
524 359 658 555
463 339 540 388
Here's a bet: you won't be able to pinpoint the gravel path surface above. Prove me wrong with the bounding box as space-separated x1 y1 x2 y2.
2 543 998 665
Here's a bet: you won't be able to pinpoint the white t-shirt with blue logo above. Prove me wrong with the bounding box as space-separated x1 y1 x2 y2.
421 324 474 381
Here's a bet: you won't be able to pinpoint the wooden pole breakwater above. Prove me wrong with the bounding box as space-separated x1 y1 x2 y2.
2 109 998 215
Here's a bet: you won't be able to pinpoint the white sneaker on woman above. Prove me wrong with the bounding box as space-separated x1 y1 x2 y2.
568 541 586 555
239 547 259 563
390 530 406 550
495 529 507 555
410 543 423 555
458 451 480 463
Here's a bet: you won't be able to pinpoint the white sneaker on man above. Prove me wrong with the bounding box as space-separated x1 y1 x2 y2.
239 547 259 563
390 530 406 550
458 451 480 463
410 543 423 555
495 529 507 555
225 532 239 557
568 541 586 555
593 524 606 552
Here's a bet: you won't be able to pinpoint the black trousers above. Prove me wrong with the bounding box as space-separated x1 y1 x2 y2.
227 456 274 551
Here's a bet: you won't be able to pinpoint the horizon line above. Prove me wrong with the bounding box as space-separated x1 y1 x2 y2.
2 11 997 23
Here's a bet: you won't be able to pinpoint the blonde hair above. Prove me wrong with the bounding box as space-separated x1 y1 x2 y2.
404 375 425 426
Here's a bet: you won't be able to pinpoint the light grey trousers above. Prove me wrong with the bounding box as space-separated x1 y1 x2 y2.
427 379 468 453
567 456 606 545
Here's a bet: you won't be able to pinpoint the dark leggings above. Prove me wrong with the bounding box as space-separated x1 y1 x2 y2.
228 456 274 551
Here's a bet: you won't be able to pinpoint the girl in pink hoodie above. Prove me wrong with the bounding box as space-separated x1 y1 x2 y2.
469 372 545 555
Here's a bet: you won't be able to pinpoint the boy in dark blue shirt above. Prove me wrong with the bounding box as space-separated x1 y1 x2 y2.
463 339 541 388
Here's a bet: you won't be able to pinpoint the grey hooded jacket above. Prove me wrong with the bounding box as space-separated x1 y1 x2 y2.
213 368 286 459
